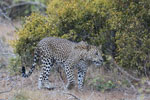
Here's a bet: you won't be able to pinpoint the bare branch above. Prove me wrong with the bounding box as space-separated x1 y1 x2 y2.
0 8 11 21
87 91 94 100
3 1 47 11
107 56 142 92
109 56 141 82
0 87 12 94
63 92 81 100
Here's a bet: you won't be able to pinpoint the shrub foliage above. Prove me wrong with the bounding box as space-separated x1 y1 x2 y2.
13 0 150 75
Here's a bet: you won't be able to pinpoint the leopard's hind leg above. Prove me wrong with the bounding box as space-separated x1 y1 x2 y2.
38 57 55 90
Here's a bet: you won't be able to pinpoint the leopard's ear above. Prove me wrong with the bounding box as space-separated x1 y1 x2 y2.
98 45 102 50
74 41 91 51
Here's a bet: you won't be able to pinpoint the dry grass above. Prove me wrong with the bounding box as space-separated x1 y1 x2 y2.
1 87 135 100
0 18 21 68
10 89 127 100
0 18 20 42
0 69 138 100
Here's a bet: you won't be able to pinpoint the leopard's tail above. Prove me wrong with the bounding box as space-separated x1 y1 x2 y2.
22 49 39 78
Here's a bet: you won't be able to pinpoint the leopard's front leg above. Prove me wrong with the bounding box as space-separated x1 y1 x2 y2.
77 60 87 90
64 60 75 90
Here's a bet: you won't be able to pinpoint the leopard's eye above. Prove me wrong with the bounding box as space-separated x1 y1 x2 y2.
95 52 98 55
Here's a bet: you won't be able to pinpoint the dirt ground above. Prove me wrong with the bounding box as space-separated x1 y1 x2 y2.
0 18 20 67
0 70 143 100
0 19 150 100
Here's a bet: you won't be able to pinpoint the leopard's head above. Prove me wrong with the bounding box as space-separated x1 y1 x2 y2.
75 41 103 66
86 45 103 66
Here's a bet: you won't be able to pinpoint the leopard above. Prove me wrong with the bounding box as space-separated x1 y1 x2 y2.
22 37 103 90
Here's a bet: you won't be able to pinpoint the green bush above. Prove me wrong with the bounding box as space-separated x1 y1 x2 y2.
109 0 150 75
88 77 116 91
13 0 115 66
13 0 150 75
8 56 21 75
46 0 116 54
12 92 28 100
12 13 56 64
47 0 111 41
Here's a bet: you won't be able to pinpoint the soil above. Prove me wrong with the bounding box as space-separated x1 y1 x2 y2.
0 70 143 100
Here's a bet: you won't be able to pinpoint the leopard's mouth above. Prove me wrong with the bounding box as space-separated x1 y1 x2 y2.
93 61 102 66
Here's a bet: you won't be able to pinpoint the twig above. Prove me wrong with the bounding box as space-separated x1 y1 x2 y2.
144 60 148 78
0 1 46 28
109 57 141 82
87 91 94 100
0 8 11 21
0 87 12 94
124 75 136 91
0 8 16 28
3 1 47 11
63 92 81 100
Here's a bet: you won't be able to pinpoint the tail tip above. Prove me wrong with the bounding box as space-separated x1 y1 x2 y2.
22 66 26 77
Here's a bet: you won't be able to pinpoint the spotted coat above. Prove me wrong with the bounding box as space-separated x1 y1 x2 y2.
22 37 103 90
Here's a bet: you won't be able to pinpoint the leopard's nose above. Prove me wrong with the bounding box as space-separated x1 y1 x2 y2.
100 59 103 62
